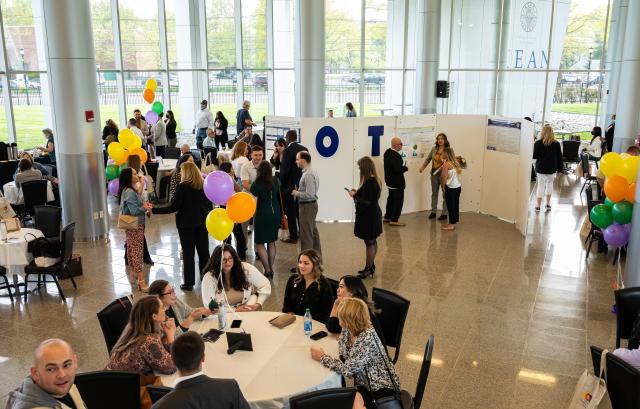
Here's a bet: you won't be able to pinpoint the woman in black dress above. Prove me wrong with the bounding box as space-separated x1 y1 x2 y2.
165 110 177 148
214 111 229 150
348 156 382 279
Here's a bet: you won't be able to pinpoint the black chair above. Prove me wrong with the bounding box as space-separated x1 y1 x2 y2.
40 164 57 177
580 153 598 195
96 296 133 354
0 266 14 302
147 385 173 404
203 147 218 162
584 187 604 259
590 346 640 409
144 162 159 202
614 287 640 348
372 288 410 363
326 277 339 297
23 222 77 302
190 149 202 169
75 371 140 409
562 140 581 173
33 205 62 240
289 387 358 409
401 335 434 409
21 179 48 215
164 146 180 159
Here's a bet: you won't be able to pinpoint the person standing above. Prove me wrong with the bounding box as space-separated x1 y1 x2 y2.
153 162 211 291
348 157 382 279
165 110 178 148
383 137 408 226
236 100 257 136
279 130 307 244
440 148 462 231
292 151 321 257
419 133 455 221
133 109 150 150
250 161 282 278
270 138 286 178
214 111 229 150
241 145 264 192
533 124 563 213
605 114 615 153
153 112 168 159
192 100 214 151
219 162 247 260
128 118 145 146
345 102 356 117
102 119 119 144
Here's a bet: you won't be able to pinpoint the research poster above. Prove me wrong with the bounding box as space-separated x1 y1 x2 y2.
394 116 437 160
486 118 522 155
264 116 302 156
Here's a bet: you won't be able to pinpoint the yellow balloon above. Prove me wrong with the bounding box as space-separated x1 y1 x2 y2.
600 152 624 178
107 141 126 162
145 78 158 91
119 128 142 150
622 156 640 182
205 209 234 241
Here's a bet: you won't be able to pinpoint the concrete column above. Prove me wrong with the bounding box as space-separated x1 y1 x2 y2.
414 0 440 114
294 0 325 117
612 0 639 152
601 0 627 129
38 0 108 241
493 0 510 116
626 166 640 287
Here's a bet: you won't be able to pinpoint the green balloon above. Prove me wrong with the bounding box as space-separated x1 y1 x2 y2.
119 163 126 174
105 164 119 181
152 101 164 115
590 204 613 229
604 197 614 208
612 201 634 224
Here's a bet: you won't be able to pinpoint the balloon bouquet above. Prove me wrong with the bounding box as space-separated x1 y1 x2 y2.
589 151 638 288
202 171 256 241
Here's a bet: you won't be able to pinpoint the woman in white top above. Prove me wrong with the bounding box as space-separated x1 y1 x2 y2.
201 244 271 312
440 148 462 231
584 126 603 160
230 140 249 182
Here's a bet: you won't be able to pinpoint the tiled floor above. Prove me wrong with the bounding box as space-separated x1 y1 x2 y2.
0 174 619 408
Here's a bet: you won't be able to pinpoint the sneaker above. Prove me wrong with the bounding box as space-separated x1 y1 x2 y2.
438 214 448 221
383 219 390 223
535 207 540 213
545 205 551 212
389 221 406 226
428 213 436 219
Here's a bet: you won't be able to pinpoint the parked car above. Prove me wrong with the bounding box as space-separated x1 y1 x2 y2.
216 69 236 80
341 73 360 83
364 73 385 85
253 74 268 87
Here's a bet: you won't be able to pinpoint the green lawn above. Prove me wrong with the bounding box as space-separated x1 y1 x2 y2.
551 103 598 116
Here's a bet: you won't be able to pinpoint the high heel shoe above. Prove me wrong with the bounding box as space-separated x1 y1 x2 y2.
137 279 149 293
357 264 376 279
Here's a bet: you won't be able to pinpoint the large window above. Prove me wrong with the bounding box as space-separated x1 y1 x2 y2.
118 0 161 70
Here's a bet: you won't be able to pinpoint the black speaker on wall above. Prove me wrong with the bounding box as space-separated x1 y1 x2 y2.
436 80 450 98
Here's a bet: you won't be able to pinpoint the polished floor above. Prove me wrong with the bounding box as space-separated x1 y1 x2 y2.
0 175 619 408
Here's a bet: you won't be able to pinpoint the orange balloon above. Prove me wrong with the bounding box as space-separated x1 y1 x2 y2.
627 183 636 203
143 88 155 104
226 192 257 223
114 152 129 166
605 175 629 203
131 147 148 164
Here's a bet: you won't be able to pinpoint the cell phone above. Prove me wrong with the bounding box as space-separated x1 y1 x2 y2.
231 319 242 329
202 328 223 343
310 331 328 341
344 187 350 192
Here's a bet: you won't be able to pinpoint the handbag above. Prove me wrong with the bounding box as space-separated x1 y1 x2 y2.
567 349 607 409
141 165 154 194
364 338 404 409
4 217 21 232
269 314 296 329
117 214 139 230
201 153 216 175
0 196 16 219
26 234 62 267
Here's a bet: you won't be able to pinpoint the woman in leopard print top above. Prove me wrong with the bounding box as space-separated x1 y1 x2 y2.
311 298 400 408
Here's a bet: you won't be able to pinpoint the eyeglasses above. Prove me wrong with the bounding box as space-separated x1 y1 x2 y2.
222 257 234 263
161 288 175 296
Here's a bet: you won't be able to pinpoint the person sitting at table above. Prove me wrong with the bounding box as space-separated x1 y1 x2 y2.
282 249 335 323
201 244 271 312
310 298 401 409
151 332 250 409
37 128 56 164
582 126 603 162
149 280 212 333
326 275 385 346
13 152 57 184
15 158 43 188
106 295 177 376
203 128 217 148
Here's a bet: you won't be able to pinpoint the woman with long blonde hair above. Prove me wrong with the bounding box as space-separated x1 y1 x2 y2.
533 124 563 212
440 148 462 231
347 157 383 278
231 141 249 182
153 162 212 290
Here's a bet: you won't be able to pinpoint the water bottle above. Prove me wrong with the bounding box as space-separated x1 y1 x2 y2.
0 221 6 242
303 308 312 335
218 300 227 330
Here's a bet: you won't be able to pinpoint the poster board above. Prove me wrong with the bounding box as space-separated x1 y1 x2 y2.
265 116 302 157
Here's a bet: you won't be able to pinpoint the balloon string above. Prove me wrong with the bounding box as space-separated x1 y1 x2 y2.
616 249 625 290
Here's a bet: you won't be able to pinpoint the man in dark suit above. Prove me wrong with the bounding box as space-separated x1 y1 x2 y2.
383 137 408 226
152 332 250 409
279 130 307 244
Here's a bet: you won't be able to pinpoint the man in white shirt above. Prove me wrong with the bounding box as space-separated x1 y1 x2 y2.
240 145 264 191
152 332 249 409
128 118 145 145
192 100 214 151
153 112 168 158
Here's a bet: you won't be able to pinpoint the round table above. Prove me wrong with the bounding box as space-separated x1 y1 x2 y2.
0 228 44 296
3 181 55 205
160 311 341 409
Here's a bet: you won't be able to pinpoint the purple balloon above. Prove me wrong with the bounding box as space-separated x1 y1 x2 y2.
622 223 632 235
108 179 119 196
145 110 159 125
603 224 630 247
204 171 235 205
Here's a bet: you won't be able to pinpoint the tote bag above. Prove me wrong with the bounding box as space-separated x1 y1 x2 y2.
567 350 607 409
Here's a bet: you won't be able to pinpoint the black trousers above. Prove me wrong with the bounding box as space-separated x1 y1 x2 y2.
224 223 247 259
384 188 404 222
155 145 166 158
282 192 299 240
444 186 461 224
178 225 210 286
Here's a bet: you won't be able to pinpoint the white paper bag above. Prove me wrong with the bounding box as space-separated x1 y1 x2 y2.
567 350 608 409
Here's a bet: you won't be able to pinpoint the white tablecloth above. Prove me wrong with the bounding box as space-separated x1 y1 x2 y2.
0 228 43 266
3 181 55 205
160 311 341 409
157 158 177 172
